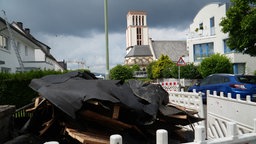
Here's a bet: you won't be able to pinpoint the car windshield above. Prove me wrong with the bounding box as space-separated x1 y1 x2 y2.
236 75 256 84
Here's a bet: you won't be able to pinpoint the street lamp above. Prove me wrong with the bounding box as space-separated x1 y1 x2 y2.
104 0 109 79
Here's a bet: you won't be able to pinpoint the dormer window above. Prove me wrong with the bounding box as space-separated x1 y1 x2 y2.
199 23 203 30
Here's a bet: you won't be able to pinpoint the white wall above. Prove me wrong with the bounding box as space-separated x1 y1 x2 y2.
187 3 256 74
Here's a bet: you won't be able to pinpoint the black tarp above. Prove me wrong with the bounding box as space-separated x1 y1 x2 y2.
29 71 167 119
29 71 202 126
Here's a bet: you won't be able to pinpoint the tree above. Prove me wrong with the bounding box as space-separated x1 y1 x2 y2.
170 63 202 79
152 55 174 79
198 53 233 78
220 0 256 56
161 63 173 78
130 64 140 72
110 64 133 81
146 61 156 79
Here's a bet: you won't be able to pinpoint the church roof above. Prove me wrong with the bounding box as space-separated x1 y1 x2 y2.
151 40 187 62
125 45 152 58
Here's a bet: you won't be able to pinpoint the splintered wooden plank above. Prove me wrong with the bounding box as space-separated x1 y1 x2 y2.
79 110 133 130
112 105 120 119
169 114 188 119
65 127 109 144
79 110 145 136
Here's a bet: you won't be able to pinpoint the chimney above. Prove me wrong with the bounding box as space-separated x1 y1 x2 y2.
17 22 23 29
25 28 30 34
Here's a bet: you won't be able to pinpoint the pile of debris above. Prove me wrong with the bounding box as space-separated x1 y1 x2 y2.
6 71 203 144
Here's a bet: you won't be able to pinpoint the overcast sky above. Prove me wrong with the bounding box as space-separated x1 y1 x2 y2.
0 0 230 74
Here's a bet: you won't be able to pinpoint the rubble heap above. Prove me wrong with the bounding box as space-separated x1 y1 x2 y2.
7 71 204 144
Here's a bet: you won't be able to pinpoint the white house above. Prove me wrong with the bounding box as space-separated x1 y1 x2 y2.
187 2 256 74
0 17 65 73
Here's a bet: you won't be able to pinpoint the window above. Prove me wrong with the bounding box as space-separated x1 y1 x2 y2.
193 42 214 61
0 35 8 50
210 17 215 35
1 67 11 73
199 23 203 30
25 46 28 56
136 27 142 45
233 63 245 74
142 16 144 26
139 16 141 25
211 75 229 84
200 76 211 86
132 16 135 25
237 75 256 84
210 17 215 27
223 39 234 53
135 16 138 25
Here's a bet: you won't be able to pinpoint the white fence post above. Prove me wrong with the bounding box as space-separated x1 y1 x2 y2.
194 125 206 143
44 142 59 144
254 119 256 133
156 129 168 144
110 134 122 144
226 122 238 140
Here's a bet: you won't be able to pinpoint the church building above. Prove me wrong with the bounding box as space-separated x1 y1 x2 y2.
124 11 188 71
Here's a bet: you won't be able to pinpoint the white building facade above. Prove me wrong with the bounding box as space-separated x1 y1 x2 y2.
187 3 256 74
0 17 64 73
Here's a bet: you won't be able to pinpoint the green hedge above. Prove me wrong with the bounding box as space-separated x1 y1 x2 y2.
0 70 65 108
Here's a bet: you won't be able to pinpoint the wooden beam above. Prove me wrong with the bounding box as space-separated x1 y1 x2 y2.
79 110 133 130
112 105 120 119
65 127 109 144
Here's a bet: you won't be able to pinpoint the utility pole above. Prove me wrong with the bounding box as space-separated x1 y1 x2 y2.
104 0 109 79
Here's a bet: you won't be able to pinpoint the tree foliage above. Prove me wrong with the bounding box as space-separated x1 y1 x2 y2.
130 64 140 72
198 53 233 78
161 63 173 78
147 56 201 79
146 61 156 79
170 63 202 79
220 0 256 56
110 64 133 81
151 55 174 79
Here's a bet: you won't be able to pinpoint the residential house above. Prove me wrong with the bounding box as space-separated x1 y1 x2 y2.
187 2 256 74
0 17 65 73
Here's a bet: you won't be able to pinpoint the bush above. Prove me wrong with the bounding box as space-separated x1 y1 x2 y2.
170 63 202 79
110 64 133 81
198 53 232 78
0 70 65 108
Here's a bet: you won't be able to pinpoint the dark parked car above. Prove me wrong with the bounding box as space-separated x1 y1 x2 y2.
188 73 256 103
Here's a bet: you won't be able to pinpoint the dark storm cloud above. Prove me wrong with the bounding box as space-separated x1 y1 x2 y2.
1 0 230 37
